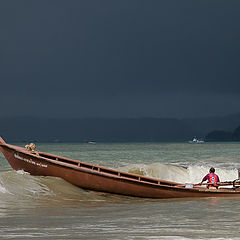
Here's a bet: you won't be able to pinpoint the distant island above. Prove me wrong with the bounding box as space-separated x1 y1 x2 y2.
205 125 240 142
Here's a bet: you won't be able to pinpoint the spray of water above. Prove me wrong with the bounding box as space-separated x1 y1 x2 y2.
123 163 239 184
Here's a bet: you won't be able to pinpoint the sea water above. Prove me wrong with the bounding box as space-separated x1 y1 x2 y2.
0 142 240 239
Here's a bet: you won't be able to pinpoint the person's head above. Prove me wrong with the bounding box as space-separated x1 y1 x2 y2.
209 167 215 173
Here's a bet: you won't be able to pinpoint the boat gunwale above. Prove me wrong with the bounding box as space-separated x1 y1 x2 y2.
1 143 182 188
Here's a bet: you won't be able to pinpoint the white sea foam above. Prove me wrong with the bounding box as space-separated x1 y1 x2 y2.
0 179 8 193
16 170 30 175
123 163 239 184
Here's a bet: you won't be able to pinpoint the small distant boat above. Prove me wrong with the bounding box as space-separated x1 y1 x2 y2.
1 137 240 199
188 137 204 144
84 140 96 144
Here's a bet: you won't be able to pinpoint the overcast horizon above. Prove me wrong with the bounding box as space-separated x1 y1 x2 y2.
1 1 240 119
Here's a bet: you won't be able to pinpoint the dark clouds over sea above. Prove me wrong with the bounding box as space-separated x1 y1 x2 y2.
1 1 240 118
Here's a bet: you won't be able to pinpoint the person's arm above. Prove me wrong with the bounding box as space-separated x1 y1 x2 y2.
199 174 208 185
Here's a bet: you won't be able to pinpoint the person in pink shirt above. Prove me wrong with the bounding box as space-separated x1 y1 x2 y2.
200 167 220 189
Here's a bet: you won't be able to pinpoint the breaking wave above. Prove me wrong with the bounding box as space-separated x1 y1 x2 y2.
122 163 238 184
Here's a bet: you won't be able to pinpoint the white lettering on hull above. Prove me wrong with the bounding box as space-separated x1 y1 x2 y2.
14 153 48 168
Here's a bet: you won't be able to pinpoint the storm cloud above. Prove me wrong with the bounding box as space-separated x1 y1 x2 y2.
1 1 240 118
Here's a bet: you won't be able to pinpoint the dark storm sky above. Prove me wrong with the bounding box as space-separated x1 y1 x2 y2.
1 1 240 118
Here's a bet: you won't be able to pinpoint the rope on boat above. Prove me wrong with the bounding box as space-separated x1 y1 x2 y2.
25 143 38 154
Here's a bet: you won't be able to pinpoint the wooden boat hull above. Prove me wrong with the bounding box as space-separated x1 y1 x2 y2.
1 138 240 199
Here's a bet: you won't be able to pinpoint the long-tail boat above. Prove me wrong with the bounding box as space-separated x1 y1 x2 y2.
0 136 240 199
